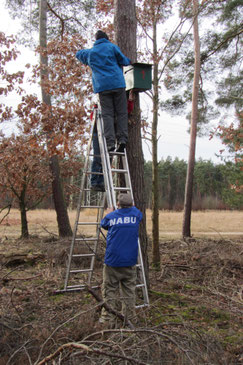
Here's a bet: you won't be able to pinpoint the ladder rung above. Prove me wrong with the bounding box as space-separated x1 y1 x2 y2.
75 237 98 241
80 205 104 209
70 269 92 273
64 285 100 291
77 222 100 225
86 171 103 175
111 168 128 173
136 283 145 288
83 188 105 192
109 151 125 155
72 254 95 258
135 303 149 309
113 187 131 191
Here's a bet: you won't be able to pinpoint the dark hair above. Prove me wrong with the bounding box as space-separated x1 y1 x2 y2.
95 30 109 41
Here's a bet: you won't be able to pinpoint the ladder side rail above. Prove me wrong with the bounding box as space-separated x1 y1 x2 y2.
107 151 118 209
137 239 149 305
122 152 149 306
96 111 114 208
122 152 135 203
64 109 97 290
88 234 100 285
88 195 106 284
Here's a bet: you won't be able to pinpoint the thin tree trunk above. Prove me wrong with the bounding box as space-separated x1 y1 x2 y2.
19 185 29 238
151 19 160 268
114 0 149 281
182 0 201 237
39 0 72 237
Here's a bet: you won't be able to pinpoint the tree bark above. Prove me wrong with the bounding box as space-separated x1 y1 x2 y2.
151 18 160 268
39 0 72 237
114 0 149 281
19 186 29 238
182 0 201 238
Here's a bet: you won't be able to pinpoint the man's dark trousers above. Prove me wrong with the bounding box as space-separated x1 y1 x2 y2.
99 88 128 150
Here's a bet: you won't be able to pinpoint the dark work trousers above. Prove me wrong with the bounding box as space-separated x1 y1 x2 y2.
91 124 104 187
99 88 128 149
100 264 137 327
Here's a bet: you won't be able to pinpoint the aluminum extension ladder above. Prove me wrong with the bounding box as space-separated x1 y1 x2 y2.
61 106 149 308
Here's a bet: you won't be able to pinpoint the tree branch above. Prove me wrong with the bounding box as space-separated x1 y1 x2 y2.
87 286 135 329
0 203 12 224
47 2 65 39
36 341 148 365
204 28 243 61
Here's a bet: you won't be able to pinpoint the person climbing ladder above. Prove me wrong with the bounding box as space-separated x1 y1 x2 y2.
76 30 131 154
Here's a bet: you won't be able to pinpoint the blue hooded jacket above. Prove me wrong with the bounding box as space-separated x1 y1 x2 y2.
76 38 131 93
100 206 143 267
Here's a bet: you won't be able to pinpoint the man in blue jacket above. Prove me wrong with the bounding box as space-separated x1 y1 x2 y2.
76 30 131 154
100 193 143 328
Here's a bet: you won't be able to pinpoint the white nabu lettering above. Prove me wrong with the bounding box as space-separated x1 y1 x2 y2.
109 216 137 226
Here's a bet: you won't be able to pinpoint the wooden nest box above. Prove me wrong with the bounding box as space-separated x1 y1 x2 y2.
124 63 152 92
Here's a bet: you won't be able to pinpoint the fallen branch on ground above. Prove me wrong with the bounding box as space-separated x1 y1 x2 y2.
36 342 148 365
87 286 135 329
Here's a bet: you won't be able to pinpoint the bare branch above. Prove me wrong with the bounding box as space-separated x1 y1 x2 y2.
37 341 148 365
47 2 65 39
0 203 12 225
87 286 135 329
34 303 102 365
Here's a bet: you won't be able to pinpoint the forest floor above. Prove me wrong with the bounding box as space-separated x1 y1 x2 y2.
0 233 242 364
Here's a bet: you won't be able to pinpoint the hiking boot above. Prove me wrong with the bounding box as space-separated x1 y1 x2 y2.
107 145 115 153
116 143 126 153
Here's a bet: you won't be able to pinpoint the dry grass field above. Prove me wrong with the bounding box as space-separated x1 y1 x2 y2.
0 208 242 239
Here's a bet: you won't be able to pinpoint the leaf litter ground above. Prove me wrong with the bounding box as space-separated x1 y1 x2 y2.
0 236 242 364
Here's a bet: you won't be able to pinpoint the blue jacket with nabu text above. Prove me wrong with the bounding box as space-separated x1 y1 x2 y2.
76 38 131 93
100 207 143 267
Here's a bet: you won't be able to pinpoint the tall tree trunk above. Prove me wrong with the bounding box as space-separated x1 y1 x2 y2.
182 0 201 237
39 0 72 237
114 0 149 281
151 19 160 268
19 184 29 238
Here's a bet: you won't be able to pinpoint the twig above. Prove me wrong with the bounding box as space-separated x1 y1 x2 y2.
36 342 148 365
6 340 32 365
206 287 243 305
10 287 24 323
83 328 195 364
0 203 12 224
2 271 42 282
34 303 102 365
39 224 59 237
1 266 23 282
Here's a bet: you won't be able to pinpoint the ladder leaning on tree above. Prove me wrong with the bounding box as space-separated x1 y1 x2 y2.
60 105 149 308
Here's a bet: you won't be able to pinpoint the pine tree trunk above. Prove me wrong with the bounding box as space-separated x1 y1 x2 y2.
182 0 201 238
114 0 149 281
39 0 72 237
151 19 160 268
